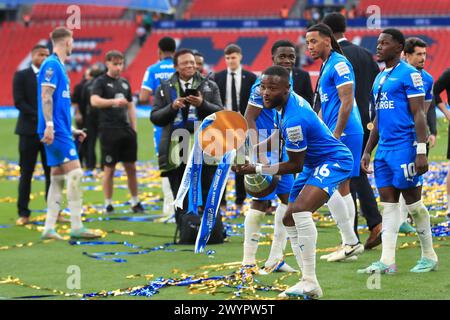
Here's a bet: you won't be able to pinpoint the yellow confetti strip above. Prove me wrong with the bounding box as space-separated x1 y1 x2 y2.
0 276 83 298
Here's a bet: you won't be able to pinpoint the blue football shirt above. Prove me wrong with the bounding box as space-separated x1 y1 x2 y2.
141 57 175 93
318 51 363 135
37 53 72 138
248 75 294 141
419 68 433 103
372 60 426 150
275 92 352 168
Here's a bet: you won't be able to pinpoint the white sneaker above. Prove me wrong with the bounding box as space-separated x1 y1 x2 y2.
327 243 364 262
263 260 298 274
320 246 342 260
279 279 323 299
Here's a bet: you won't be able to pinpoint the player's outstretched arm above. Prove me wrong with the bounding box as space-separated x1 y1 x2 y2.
334 83 354 139
361 116 379 174
234 150 305 176
41 85 55 145
409 95 428 175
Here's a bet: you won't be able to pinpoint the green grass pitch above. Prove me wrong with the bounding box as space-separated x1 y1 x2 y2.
0 118 449 300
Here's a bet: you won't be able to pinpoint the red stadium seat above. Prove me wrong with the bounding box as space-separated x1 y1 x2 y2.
187 0 296 19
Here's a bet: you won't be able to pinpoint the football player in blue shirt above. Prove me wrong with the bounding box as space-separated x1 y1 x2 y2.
236 65 355 299
241 40 299 273
38 27 101 240
359 29 438 274
305 24 364 262
139 37 176 219
398 37 435 233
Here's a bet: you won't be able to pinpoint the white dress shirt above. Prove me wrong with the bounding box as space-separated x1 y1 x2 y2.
179 78 193 92
225 66 242 110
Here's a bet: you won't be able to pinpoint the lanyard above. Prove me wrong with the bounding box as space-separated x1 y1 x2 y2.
275 102 288 162
312 52 332 113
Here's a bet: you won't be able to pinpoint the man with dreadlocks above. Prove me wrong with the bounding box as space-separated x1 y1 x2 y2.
305 23 365 262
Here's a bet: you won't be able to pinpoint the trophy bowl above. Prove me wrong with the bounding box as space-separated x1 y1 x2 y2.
244 173 280 198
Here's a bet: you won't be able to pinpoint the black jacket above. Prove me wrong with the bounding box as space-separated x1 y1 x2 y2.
339 39 380 145
292 67 314 106
13 67 39 136
213 68 257 115
151 72 223 170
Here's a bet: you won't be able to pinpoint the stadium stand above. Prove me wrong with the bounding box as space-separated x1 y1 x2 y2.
186 0 296 19
31 4 126 20
358 0 450 16
1 21 135 106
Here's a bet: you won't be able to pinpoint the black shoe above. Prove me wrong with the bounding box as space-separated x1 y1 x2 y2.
105 204 114 214
132 202 145 213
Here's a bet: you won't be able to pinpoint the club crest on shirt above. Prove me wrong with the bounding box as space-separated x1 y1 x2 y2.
286 125 303 142
410 73 423 88
334 62 350 77
44 67 54 82
121 82 129 90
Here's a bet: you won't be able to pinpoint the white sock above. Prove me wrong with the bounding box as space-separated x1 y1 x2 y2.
266 203 288 265
380 202 401 266
328 191 359 245
285 226 303 272
292 211 317 283
399 194 409 224
162 177 174 216
105 198 112 206
342 193 356 230
44 174 65 233
242 209 265 265
67 168 84 231
406 200 438 261
131 196 139 206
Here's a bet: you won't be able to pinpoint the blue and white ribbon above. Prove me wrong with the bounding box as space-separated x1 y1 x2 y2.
195 149 236 253
175 115 215 213
175 113 237 253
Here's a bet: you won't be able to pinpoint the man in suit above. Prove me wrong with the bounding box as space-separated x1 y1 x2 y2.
13 44 51 225
213 44 257 211
323 12 382 249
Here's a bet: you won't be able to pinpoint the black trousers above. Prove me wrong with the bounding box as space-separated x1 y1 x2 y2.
166 163 218 224
18 134 51 217
350 170 382 237
84 116 99 170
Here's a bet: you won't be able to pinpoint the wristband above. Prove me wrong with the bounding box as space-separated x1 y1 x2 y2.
416 143 427 155
255 164 263 174
46 121 54 127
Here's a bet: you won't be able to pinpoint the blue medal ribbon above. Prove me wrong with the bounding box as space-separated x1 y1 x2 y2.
195 150 236 253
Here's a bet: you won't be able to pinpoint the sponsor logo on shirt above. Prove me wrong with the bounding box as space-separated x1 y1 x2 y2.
375 91 394 110
410 72 424 88
62 84 70 99
160 64 174 69
44 67 54 82
334 62 350 77
319 87 328 103
155 72 174 80
286 125 303 142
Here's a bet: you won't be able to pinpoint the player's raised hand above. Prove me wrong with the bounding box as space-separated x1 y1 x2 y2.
415 154 428 176
360 152 372 174
41 125 54 145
